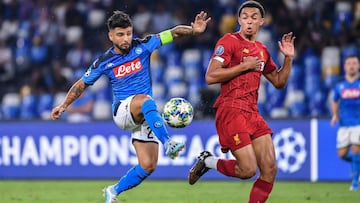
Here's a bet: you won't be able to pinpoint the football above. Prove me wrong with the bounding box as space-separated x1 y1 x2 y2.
162 97 194 128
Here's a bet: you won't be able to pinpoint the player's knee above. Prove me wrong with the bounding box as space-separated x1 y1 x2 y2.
236 164 257 179
261 162 278 179
337 151 347 158
139 160 157 173
138 94 152 105
269 163 278 176
239 170 257 179
141 96 157 113
133 94 153 110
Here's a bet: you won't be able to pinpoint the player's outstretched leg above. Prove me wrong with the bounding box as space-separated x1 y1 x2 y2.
165 140 185 159
141 98 186 159
141 99 170 144
188 151 213 185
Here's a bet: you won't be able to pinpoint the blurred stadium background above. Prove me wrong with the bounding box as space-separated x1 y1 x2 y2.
1 0 359 120
1 0 360 201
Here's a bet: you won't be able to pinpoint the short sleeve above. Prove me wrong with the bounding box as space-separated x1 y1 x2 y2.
332 84 340 102
211 34 233 67
140 34 162 53
82 59 103 85
262 47 277 74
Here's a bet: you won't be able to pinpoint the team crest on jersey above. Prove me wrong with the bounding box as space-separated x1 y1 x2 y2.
113 58 143 79
215 45 224 55
135 47 143 54
243 48 249 54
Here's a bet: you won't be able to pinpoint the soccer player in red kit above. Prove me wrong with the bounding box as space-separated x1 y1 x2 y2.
188 1 295 203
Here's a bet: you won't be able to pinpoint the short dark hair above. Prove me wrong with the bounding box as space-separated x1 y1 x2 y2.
237 0 265 18
345 55 359 60
107 10 132 30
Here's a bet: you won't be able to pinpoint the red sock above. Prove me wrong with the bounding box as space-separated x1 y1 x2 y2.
248 178 273 203
216 159 236 177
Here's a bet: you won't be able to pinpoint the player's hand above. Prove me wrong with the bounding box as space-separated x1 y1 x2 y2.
51 105 66 120
278 32 295 58
191 11 211 35
330 115 338 127
242 56 262 71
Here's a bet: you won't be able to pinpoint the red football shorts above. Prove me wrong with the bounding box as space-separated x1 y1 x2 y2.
215 107 272 153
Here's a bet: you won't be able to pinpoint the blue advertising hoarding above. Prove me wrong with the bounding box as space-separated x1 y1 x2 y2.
0 119 347 181
269 120 311 180
317 119 352 181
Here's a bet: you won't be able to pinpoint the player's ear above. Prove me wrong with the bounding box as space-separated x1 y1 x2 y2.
108 31 113 41
259 17 265 26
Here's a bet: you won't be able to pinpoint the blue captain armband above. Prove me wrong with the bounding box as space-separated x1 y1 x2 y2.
159 30 173 45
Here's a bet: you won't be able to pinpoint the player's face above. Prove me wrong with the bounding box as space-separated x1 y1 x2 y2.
108 27 133 54
238 7 264 40
344 57 360 77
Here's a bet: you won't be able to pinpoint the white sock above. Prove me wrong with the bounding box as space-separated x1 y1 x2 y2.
204 156 219 169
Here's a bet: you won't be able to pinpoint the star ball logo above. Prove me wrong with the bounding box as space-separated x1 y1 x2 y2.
154 121 163 128
273 128 307 173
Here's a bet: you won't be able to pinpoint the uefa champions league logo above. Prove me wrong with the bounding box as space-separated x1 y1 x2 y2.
273 128 307 173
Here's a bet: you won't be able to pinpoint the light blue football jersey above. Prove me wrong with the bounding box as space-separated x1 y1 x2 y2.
333 79 360 126
82 34 162 113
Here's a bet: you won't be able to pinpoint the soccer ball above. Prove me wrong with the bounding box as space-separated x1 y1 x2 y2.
162 97 194 128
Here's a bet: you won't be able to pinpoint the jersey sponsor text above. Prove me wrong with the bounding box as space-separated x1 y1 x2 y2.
113 58 143 78
341 89 360 99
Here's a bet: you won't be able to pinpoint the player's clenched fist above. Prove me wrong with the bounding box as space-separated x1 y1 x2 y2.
51 105 66 120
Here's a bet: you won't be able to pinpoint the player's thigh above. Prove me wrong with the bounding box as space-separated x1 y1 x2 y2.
337 127 351 149
130 94 152 124
349 126 360 153
113 96 137 130
232 144 257 171
252 134 277 175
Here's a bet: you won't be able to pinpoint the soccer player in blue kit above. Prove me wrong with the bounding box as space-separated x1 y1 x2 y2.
50 10 210 203
331 55 360 191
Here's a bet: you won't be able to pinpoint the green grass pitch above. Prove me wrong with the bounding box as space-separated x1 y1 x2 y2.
0 180 359 203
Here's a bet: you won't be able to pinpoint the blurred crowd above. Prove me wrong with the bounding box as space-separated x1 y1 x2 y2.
0 0 359 121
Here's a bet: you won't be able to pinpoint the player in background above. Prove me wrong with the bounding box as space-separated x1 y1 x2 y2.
188 1 295 203
331 55 360 191
50 10 210 203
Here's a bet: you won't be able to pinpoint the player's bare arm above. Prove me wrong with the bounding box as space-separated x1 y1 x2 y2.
50 79 88 120
205 56 261 84
330 101 339 127
265 32 295 89
170 11 211 38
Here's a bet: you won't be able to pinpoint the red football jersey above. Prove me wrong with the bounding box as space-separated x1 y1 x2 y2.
211 33 277 111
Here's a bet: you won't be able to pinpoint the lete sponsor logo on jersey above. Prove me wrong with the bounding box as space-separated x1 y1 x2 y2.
341 88 360 99
113 58 143 78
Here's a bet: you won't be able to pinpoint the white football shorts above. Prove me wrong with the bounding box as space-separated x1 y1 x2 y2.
336 125 360 149
113 95 159 144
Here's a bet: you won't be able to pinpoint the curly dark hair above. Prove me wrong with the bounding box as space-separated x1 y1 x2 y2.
107 10 132 30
